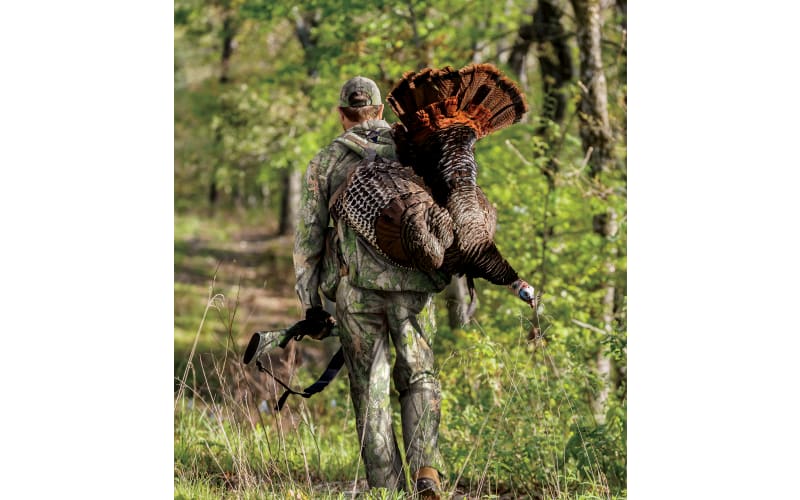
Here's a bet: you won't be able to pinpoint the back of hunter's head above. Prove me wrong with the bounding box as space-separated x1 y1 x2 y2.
339 76 381 108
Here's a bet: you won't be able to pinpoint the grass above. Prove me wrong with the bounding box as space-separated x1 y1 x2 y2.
174 210 627 499
174 398 367 499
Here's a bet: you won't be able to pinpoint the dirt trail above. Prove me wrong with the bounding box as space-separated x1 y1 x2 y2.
175 229 299 329
175 220 337 413
174 218 529 499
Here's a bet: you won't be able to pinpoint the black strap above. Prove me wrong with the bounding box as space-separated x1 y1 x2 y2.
258 347 346 412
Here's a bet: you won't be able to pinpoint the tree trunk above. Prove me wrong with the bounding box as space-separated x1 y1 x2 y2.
210 9 238 211
294 11 320 78
571 0 613 177
616 0 627 30
278 168 301 236
444 276 470 329
533 0 573 130
507 17 534 89
571 0 616 422
593 210 618 420
208 170 219 208
277 10 321 236
219 13 236 84
530 0 573 288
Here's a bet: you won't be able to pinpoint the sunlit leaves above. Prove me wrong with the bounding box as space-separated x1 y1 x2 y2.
175 1 627 492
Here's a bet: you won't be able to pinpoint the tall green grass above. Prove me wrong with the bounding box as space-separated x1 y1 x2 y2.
174 213 626 498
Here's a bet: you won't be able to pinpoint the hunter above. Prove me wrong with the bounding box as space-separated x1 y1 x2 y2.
293 75 450 498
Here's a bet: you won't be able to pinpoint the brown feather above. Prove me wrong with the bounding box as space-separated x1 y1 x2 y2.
342 64 533 293
374 198 408 265
335 155 455 272
475 186 497 239
388 63 528 144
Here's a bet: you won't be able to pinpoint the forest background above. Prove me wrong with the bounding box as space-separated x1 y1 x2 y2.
4 2 800 500
174 0 627 498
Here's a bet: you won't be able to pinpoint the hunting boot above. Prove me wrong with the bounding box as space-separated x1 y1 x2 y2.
414 467 441 499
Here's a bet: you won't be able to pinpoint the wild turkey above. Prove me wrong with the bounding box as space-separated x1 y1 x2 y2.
333 63 535 307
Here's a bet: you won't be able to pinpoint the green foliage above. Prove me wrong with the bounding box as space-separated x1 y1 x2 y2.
175 0 626 497
175 0 553 210
175 210 625 497
434 309 626 496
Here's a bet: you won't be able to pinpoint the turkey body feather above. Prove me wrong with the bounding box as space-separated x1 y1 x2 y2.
332 156 454 273
333 63 535 306
388 64 529 288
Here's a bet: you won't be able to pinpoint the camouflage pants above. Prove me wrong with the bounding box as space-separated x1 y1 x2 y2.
335 275 444 491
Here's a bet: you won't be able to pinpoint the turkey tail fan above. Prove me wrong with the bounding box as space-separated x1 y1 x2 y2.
387 63 528 143
389 66 458 120
458 64 527 133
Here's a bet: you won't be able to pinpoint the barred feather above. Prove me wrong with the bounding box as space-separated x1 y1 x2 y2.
340 64 531 298
385 64 529 287
388 64 527 145
333 156 454 272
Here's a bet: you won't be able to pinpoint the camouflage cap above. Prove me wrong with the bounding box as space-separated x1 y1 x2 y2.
339 76 381 108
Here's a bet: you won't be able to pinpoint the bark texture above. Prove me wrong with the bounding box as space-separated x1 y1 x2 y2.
533 0 573 128
572 0 613 178
571 0 616 422
508 16 534 88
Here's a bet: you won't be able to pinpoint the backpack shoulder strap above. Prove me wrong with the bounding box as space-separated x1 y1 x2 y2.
328 131 377 213
328 161 359 213
333 131 377 160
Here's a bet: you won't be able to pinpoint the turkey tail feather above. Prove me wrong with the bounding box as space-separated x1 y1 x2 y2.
387 63 528 143
382 64 532 302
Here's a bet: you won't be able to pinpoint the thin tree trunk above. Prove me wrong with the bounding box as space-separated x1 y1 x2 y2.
210 9 238 210
533 0 573 130
294 11 320 79
571 0 615 422
219 13 236 84
572 0 613 177
444 276 470 329
276 10 320 236
208 167 219 209
593 210 618 420
507 17 534 89
531 0 572 289
278 169 301 236
616 0 627 30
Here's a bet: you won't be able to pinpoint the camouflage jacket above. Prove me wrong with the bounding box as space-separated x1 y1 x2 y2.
293 119 451 310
